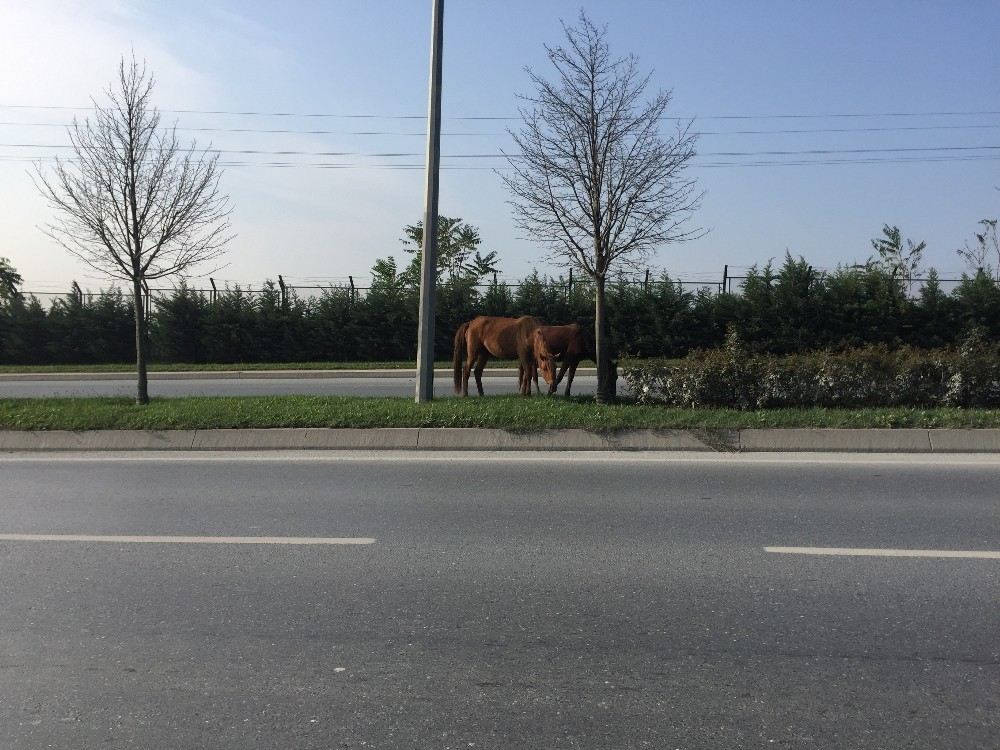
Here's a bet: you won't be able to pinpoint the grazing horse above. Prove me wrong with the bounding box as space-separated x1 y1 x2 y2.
533 323 595 396
453 316 542 397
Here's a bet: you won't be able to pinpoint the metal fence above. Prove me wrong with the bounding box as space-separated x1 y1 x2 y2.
19 268 731 313
18 264 998 312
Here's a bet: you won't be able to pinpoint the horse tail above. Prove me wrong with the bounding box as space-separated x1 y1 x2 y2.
453 322 469 394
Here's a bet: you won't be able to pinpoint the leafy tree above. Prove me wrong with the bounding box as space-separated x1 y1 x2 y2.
737 261 778 349
648 274 696 357
481 277 515 317
0 295 48 364
502 12 702 401
607 278 659 357
952 269 1000 337
0 257 22 304
511 270 571 323
401 216 497 283
871 224 925 288
151 282 208 363
435 276 480 358
365 257 418 360
911 269 956 348
369 257 414 296
203 287 254 363
820 265 907 348
689 288 728 351
309 287 359 362
465 251 501 279
0 258 23 362
44 288 134 364
957 219 999 282
772 253 822 353
33 56 232 402
254 280 306 362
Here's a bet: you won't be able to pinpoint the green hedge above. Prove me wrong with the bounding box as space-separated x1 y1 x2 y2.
622 330 1000 409
2 254 999 366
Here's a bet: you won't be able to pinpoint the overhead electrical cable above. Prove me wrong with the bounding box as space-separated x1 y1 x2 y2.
5 153 999 169
1 103 999 121
3 121 1000 137
4 143 1000 158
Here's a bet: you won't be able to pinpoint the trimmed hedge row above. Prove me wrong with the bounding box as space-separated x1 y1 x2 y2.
622 330 1000 409
2 256 999 366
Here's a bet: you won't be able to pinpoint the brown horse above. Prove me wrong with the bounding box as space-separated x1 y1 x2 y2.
453 316 542 396
533 323 595 396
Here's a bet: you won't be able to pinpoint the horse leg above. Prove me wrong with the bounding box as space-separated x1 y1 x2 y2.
517 363 539 395
462 349 477 397
473 353 489 396
563 360 580 397
522 358 536 397
551 361 570 395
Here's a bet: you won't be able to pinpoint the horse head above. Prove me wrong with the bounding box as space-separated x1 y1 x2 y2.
533 328 559 394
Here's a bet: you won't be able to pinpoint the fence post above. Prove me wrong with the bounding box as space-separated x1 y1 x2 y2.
568 268 573 298
721 264 729 294
209 277 217 305
644 268 650 294
348 275 356 303
277 274 287 308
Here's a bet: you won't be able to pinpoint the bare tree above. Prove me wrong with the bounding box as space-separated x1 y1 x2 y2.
34 56 232 404
501 12 702 401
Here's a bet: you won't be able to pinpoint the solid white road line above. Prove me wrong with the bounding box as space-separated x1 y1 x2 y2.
0 534 374 545
2 451 1000 466
766 546 1000 559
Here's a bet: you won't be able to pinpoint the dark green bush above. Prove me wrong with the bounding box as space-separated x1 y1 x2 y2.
2 258 998 366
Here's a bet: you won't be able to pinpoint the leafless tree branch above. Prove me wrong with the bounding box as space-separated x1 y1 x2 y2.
498 11 703 400
32 55 234 403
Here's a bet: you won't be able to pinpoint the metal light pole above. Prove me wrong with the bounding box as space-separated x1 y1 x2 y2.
415 0 444 402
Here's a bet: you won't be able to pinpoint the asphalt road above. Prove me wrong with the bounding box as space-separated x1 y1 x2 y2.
1 451 998 749
0 372 599 398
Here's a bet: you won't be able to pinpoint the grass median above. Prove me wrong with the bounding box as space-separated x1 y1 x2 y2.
1 396 999 431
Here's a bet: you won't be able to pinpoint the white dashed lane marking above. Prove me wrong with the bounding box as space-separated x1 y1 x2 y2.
0 534 375 545
766 546 1000 559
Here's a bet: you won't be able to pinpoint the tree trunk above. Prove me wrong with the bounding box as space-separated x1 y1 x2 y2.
132 278 149 405
594 276 616 403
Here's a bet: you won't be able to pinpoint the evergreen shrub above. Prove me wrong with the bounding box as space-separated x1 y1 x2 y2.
622 330 1000 409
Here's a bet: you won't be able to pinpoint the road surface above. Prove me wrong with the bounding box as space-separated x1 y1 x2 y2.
1 451 998 748
0 372 599 398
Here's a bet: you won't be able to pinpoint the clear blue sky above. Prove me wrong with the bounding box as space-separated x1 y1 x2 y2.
2 0 998 293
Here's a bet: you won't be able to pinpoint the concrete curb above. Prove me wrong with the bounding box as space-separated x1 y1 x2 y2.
738 428 934 452
0 368 600 382
2 428 1000 453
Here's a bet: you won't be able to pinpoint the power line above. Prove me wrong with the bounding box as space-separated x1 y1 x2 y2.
4 120 1000 138
2 103 1000 121
5 143 1000 158
0 122 499 137
5 153 999 169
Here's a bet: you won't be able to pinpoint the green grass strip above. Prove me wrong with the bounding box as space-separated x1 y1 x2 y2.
1 396 999 431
